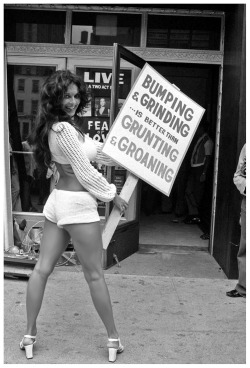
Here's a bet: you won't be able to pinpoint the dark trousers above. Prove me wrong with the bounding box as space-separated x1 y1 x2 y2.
185 166 205 216
236 196 246 297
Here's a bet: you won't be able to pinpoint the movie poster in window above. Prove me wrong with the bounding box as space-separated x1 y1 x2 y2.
76 67 131 142
95 97 110 117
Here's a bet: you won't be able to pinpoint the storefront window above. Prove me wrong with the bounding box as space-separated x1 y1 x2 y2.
147 15 221 50
72 12 141 46
7 64 56 214
4 9 66 43
75 66 133 218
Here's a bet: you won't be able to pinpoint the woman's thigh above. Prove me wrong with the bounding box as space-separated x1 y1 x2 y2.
63 222 103 276
36 218 70 273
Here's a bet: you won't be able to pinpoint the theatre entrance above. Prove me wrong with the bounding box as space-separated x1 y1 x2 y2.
139 62 219 251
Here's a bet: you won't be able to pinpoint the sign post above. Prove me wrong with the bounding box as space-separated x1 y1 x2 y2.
101 63 205 248
102 173 138 249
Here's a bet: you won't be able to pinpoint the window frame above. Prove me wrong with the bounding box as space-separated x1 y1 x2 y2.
4 5 225 53
17 99 24 113
71 11 142 47
32 80 39 94
146 13 222 51
18 78 25 92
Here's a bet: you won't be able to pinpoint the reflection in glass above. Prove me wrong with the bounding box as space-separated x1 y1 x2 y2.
7 65 56 214
147 15 221 50
72 12 141 46
4 9 66 43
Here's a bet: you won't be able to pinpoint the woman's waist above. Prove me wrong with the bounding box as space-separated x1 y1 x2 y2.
56 177 88 192
54 162 87 191
50 188 97 203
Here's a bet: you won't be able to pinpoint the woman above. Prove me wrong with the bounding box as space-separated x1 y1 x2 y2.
19 70 128 362
96 97 110 116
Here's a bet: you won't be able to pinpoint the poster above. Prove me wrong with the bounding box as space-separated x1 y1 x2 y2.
102 63 205 196
76 67 131 142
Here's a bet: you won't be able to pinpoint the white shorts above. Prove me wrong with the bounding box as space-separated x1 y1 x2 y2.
43 189 100 228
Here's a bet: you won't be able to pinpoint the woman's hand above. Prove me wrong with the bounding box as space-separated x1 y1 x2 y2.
113 193 129 214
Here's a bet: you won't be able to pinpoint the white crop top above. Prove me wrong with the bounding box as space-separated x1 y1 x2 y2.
48 121 117 202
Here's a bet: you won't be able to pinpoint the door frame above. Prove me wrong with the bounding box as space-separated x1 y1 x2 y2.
101 44 148 268
106 43 224 262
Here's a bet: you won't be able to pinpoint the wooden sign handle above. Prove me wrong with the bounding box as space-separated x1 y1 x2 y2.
102 173 139 249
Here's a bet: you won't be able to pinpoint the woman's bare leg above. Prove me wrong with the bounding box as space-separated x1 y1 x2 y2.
24 218 70 341
64 222 119 339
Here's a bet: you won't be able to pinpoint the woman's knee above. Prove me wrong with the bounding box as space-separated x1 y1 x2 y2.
34 262 54 280
83 266 104 284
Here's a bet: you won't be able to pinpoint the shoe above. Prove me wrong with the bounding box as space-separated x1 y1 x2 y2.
200 233 210 240
183 215 193 223
226 289 243 298
107 338 124 362
171 218 179 223
184 216 201 224
20 335 36 359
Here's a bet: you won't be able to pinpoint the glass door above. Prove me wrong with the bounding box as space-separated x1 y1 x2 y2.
5 56 66 253
67 56 141 268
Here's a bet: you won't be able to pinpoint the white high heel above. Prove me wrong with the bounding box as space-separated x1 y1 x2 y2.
20 335 36 359
107 338 124 362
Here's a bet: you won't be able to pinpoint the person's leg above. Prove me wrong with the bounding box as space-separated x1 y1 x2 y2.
175 169 188 217
193 166 205 211
24 218 70 340
185 170 198 216
64 222 119 339
236 197 246 297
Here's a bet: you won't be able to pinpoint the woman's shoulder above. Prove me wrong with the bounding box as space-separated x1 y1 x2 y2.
51 121 76 133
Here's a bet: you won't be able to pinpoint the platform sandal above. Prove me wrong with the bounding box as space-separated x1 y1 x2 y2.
20 335 36 359
107 338 124 362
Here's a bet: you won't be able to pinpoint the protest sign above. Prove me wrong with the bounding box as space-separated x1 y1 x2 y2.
102 63 205 196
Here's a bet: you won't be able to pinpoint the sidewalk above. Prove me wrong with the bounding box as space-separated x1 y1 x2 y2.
4 247 246 364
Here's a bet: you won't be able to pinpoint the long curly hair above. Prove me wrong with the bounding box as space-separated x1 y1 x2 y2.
30 70 90 171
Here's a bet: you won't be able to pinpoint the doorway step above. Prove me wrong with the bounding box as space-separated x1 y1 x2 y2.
139 213 208 251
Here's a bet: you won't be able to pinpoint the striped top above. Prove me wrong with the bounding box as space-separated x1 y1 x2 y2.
48 121 117 202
